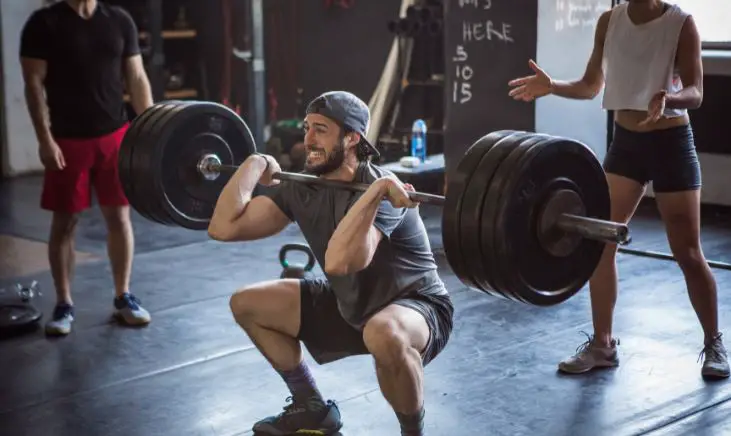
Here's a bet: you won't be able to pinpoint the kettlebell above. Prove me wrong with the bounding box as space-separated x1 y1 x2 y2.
279 243 316 279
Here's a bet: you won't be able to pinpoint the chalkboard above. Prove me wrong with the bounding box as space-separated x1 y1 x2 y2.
442 0 537 176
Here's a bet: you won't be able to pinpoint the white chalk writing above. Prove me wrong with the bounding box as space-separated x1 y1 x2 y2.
450 0 516 105
452 45 472 104
459 0 492 9
462 20 513 43
555 0 610 32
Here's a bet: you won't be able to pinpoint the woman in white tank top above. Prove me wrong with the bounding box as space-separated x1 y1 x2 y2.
508 0 728 380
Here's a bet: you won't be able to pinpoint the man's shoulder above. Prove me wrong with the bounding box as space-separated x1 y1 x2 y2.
25 4 58 29
99 3 135 23
356 162 395 184
104 4 133 18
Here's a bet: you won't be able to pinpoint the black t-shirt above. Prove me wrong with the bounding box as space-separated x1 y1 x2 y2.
20 2 141 138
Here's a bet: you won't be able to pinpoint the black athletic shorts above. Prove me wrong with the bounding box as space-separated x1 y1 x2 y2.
296 272 454 366
603 122 701 193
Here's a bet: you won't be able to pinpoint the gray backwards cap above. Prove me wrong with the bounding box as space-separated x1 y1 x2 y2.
305 91 380 158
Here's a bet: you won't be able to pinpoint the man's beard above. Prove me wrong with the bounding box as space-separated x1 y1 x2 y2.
304 141 346 176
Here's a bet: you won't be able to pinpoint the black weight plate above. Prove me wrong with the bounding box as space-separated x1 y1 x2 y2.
151 101 257 230
134 101 194 225
457 131 526 296
0 303 42 336
136 101 193 225
119 102 169 218
135 100 192 225
476 133 555 303
122 101 183 224
442 130 516 287
484 134 566 304
460 131 536 301
482 134 562 302
490 135 610 306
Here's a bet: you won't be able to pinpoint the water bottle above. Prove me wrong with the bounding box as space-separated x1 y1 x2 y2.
410 119 427 162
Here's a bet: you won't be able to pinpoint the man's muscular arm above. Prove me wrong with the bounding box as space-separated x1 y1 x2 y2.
19 12 53 145
124 55 153 115
21 58 52 145
324 179 390 276
118 7 153 114
665 16 703 110
208 155 291 242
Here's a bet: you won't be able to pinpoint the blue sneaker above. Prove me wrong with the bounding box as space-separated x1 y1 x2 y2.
45 303 74 336
113 293 151 326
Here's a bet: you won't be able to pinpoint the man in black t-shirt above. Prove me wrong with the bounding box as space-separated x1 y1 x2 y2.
20 0 154 336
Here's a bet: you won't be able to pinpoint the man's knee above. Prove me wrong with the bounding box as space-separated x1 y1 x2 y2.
229 279 301 334
100 206 131 232
230 284 261 322
51 212 80 237
363 315 418 368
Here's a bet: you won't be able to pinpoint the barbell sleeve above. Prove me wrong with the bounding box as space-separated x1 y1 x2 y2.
556 214 631 245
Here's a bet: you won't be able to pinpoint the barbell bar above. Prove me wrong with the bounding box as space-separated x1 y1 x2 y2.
118 100 632 306
197 155 630 246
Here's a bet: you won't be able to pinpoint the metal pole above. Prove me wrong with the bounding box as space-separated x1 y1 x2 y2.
619 247 731 271
247 0 266 149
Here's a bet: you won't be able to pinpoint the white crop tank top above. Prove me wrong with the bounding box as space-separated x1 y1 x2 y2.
601 3 690 117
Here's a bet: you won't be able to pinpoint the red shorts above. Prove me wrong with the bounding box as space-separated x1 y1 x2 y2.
41 123 130 213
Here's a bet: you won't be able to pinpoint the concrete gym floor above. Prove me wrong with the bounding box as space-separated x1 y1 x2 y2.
1 175 731 436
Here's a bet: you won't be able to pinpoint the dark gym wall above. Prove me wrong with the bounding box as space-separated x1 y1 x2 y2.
655 72 731 205
191 0 401 123
262 0 402 121
690 75 731 155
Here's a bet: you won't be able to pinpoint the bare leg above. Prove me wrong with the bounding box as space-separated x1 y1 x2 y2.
230 280 343 434
100 206 134 296
655 190 729 378
590 174 646 346
558 174 646 374
48 212 79 305
230 279 303 369
363 304 430 435
655 190 718 342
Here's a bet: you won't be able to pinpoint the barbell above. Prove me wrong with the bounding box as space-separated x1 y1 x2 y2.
118 100 631 306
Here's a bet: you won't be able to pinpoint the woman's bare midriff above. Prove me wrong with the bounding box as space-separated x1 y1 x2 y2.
614 110 690 132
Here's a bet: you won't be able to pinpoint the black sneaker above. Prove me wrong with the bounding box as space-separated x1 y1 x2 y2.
252 396 343 435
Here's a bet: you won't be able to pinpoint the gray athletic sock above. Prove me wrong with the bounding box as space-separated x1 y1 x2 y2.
276 360 325 406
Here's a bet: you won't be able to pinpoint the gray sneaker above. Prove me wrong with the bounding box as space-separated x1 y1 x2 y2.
558 332 620 374
113 293 151 326
700 333 730 379
45 303 74 336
